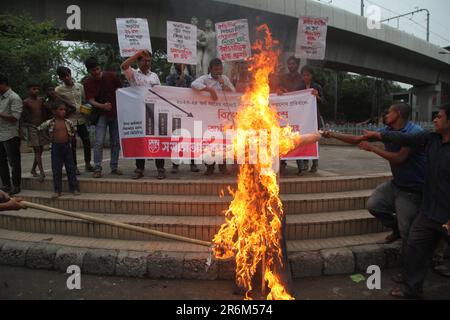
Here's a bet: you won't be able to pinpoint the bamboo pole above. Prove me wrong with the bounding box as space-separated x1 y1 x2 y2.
21 201 212 248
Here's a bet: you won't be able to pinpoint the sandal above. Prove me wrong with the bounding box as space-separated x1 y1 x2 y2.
390 287 419 299
111 169 123 175
390 287 405 298
93 171 102 179
132 170 144 180
433 264 450 278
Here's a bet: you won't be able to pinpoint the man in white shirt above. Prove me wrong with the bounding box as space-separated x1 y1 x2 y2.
191 58 235 100
0 74 22 195
56 66 94 174
191 58 235 176
120 50 165 179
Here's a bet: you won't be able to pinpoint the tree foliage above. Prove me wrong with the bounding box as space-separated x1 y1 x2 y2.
0 14 67 97
0 14 406 122
313 68 406 123
67 42 172 84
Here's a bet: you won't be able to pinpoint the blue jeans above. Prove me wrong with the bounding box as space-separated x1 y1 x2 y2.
51 142 79 193
367 181 422 259
94 115 120 171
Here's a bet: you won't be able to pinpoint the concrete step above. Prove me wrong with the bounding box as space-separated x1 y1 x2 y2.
0 209 386 242
0 228 397 280
18 189 373 216
21 173 391 196
0 228 390 254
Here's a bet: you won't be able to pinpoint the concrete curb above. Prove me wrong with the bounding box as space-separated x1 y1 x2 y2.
320 247 354 275
0 239 414 280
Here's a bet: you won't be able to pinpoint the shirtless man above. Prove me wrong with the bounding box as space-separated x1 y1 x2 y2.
22 83 49 182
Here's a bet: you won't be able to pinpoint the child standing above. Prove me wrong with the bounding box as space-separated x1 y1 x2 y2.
38 99 80 199
22 83 50 182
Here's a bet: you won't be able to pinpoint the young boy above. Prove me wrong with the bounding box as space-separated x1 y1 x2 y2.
38 99 80 199
56 66 94 174
22 83 49 182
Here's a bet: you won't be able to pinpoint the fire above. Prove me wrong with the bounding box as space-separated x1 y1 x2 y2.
212 25 297 300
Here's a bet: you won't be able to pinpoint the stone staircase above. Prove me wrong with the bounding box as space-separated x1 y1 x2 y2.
0 173 396 280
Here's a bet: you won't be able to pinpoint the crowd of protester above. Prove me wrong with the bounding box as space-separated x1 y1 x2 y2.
1 51 448 300
0 52 324 189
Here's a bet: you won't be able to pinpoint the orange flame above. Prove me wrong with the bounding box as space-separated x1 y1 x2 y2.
212 24 295 300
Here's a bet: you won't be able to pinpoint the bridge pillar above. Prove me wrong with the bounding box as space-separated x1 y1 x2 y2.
412 83 441 122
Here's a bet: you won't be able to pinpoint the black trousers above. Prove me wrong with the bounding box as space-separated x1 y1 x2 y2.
71 123 91 167
0 136 21 189
403 213 449 298
136 159 165 171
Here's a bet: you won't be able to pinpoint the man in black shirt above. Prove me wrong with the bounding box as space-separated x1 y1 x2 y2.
364 104 450 299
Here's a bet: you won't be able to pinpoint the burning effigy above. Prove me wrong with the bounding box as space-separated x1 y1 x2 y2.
212 25 321 300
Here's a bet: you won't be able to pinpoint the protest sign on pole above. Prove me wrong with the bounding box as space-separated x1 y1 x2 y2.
215 19 251 62
116 86 318 160
116 18 152 57
295 16 328 60
167 21 197 65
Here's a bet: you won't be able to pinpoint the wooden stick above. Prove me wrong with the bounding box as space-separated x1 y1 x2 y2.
21 201 212 248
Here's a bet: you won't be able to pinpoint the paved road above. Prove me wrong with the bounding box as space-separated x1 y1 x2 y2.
1 264 448 300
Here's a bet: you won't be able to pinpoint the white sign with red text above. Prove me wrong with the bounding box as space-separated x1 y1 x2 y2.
116 86 318 160
215 19 251 62
116 18 152 57
295 16 328 60
167 21 197 65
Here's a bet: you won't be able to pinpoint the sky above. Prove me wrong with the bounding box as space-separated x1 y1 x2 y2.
315 0 450 48
66 0 450 83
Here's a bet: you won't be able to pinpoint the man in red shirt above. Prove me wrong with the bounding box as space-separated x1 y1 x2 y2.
83 57 123 178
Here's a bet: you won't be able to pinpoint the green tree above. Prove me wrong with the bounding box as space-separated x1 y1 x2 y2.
313 68 405 123
0 14 67 97
66 42 122 81
67 42 172 84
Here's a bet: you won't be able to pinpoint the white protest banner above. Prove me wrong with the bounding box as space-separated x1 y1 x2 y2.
116 18 152 57
215 19 251 62
167 21 197 65
116 86 318 160
295 16 328 60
